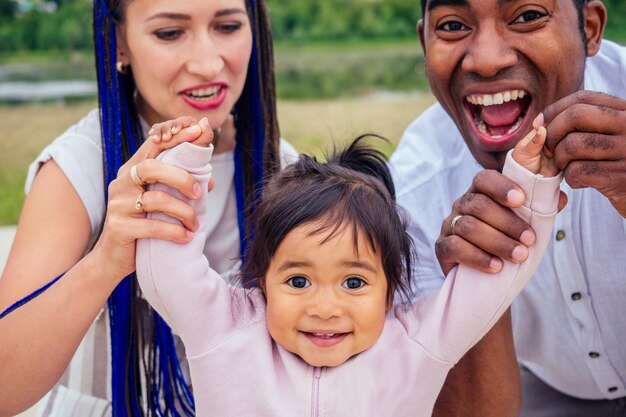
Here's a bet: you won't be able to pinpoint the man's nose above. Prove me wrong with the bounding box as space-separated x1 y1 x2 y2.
185 35 225 79
461 24 518 78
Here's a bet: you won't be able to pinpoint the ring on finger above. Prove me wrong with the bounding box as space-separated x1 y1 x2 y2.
450 215 464 236
130 164 146 189
135 191 146 211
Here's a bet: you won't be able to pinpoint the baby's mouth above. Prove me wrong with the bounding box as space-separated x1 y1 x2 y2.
464 89 531 139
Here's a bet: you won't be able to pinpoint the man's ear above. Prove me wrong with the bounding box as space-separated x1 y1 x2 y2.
583 0 607 57
417 19 426 53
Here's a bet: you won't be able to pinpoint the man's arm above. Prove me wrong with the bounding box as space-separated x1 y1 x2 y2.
433 311 521 417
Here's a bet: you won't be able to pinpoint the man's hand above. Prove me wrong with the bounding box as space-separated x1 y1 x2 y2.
435 171 536 276
542 90 626 218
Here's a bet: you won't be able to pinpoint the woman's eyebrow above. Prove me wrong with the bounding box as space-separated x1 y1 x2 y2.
145 13 190 22
215 8 248 18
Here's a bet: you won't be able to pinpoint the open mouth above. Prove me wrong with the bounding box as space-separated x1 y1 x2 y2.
303 331 349 347
184 85 223 101
464 89 531 146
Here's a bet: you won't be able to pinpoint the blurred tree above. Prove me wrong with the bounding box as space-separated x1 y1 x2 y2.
0 0 16 20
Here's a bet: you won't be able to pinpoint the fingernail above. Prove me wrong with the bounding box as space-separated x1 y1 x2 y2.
200 118 209 132
520 230 536 246
193 182 201 197
532 113 544 129
148 128 155 136
507 189 525 206
186 230 195 239
512 245 528 262
489 258 503 272
171 125 181 134
149 134 160 142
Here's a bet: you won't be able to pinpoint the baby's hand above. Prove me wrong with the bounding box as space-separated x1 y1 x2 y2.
512 126 559 177
148 116 212 145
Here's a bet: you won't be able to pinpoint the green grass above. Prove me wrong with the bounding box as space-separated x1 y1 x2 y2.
0 93 436 226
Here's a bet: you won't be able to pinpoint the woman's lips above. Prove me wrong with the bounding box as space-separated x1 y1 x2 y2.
180 84 227 110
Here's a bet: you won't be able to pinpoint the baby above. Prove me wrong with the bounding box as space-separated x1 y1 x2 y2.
136 125 560 416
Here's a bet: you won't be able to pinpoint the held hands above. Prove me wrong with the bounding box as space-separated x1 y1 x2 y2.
435 126 565 277
91 116 215 280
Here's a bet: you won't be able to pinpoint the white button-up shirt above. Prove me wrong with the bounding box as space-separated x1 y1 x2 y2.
390 39 626 400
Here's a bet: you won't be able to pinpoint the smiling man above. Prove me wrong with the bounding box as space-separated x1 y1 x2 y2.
391 0 626 416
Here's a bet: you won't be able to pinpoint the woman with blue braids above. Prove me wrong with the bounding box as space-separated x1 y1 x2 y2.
0 0 296 416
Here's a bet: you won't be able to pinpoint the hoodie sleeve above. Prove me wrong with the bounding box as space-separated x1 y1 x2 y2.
135 142 259 357
399 150 563 364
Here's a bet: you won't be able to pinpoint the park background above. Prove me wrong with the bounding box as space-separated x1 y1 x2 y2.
0 0 625 228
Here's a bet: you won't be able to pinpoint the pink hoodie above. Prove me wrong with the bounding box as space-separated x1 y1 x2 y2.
136 142 561 417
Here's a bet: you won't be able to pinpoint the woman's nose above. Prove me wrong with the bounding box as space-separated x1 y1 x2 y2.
185 35 225 79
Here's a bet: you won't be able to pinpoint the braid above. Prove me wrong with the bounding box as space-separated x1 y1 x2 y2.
94 0 194 415
234 0 280 268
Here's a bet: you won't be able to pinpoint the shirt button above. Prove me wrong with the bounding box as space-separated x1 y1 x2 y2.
571 292 582 301
589 352 600 359
556 230 566 241
608 387 618 393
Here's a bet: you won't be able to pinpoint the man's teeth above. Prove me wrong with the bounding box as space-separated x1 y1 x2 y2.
186 86 221 100
466 89 526 106
474 114 523 138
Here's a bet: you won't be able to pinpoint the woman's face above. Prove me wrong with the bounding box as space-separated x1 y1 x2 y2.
117 0 253 128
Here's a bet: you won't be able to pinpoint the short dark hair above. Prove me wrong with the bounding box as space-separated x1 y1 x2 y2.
242 135 415 304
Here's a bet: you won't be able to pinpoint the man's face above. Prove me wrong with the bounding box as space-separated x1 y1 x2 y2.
420 0 590 170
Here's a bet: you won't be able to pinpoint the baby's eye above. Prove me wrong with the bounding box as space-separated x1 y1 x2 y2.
342 277 366 290
154 28 183 41
287 276 310 289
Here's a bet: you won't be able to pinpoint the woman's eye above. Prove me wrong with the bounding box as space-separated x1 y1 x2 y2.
154 29 183 41
342 277 366 290
216 22 242 34
514 10 545 24
438 21 467 32
287 276 310 289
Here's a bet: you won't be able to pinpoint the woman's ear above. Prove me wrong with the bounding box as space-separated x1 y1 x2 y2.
115 26 130 67
583 0 607 57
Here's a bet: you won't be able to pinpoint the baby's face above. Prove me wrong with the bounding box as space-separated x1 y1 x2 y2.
264 222 388 367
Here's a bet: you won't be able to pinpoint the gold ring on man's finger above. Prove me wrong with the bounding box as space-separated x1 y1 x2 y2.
135 191 145 211
131 164 146 189
450 215 463 236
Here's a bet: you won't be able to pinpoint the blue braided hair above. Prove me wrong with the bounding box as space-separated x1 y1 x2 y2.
93 0 279 415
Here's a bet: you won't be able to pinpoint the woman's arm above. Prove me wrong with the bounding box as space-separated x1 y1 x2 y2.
0 122 213 416
0 161 118 416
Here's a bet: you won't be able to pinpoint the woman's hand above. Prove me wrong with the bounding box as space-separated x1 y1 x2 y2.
89 116 214 281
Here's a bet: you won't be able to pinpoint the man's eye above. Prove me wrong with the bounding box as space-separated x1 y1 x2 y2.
342 277 366 290
287 276 310 289
154 29 183 41
515 10 545 24
439 21 467 32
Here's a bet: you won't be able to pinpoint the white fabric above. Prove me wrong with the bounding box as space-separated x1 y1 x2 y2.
390 39 626 400
25 109 299 416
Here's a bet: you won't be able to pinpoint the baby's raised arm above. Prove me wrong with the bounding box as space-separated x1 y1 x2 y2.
135 141 252 357
401 127 562 363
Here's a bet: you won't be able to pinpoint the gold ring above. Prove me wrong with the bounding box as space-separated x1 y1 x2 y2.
130 164 146 189
135 191 145 211
450 215 463 235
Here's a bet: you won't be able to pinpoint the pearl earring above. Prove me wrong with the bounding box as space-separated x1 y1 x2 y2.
115 61 127 74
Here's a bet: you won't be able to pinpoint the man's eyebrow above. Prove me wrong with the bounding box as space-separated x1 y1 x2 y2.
427 0 469 12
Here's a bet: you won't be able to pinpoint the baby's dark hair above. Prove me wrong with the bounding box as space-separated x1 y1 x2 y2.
242 135 415 304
